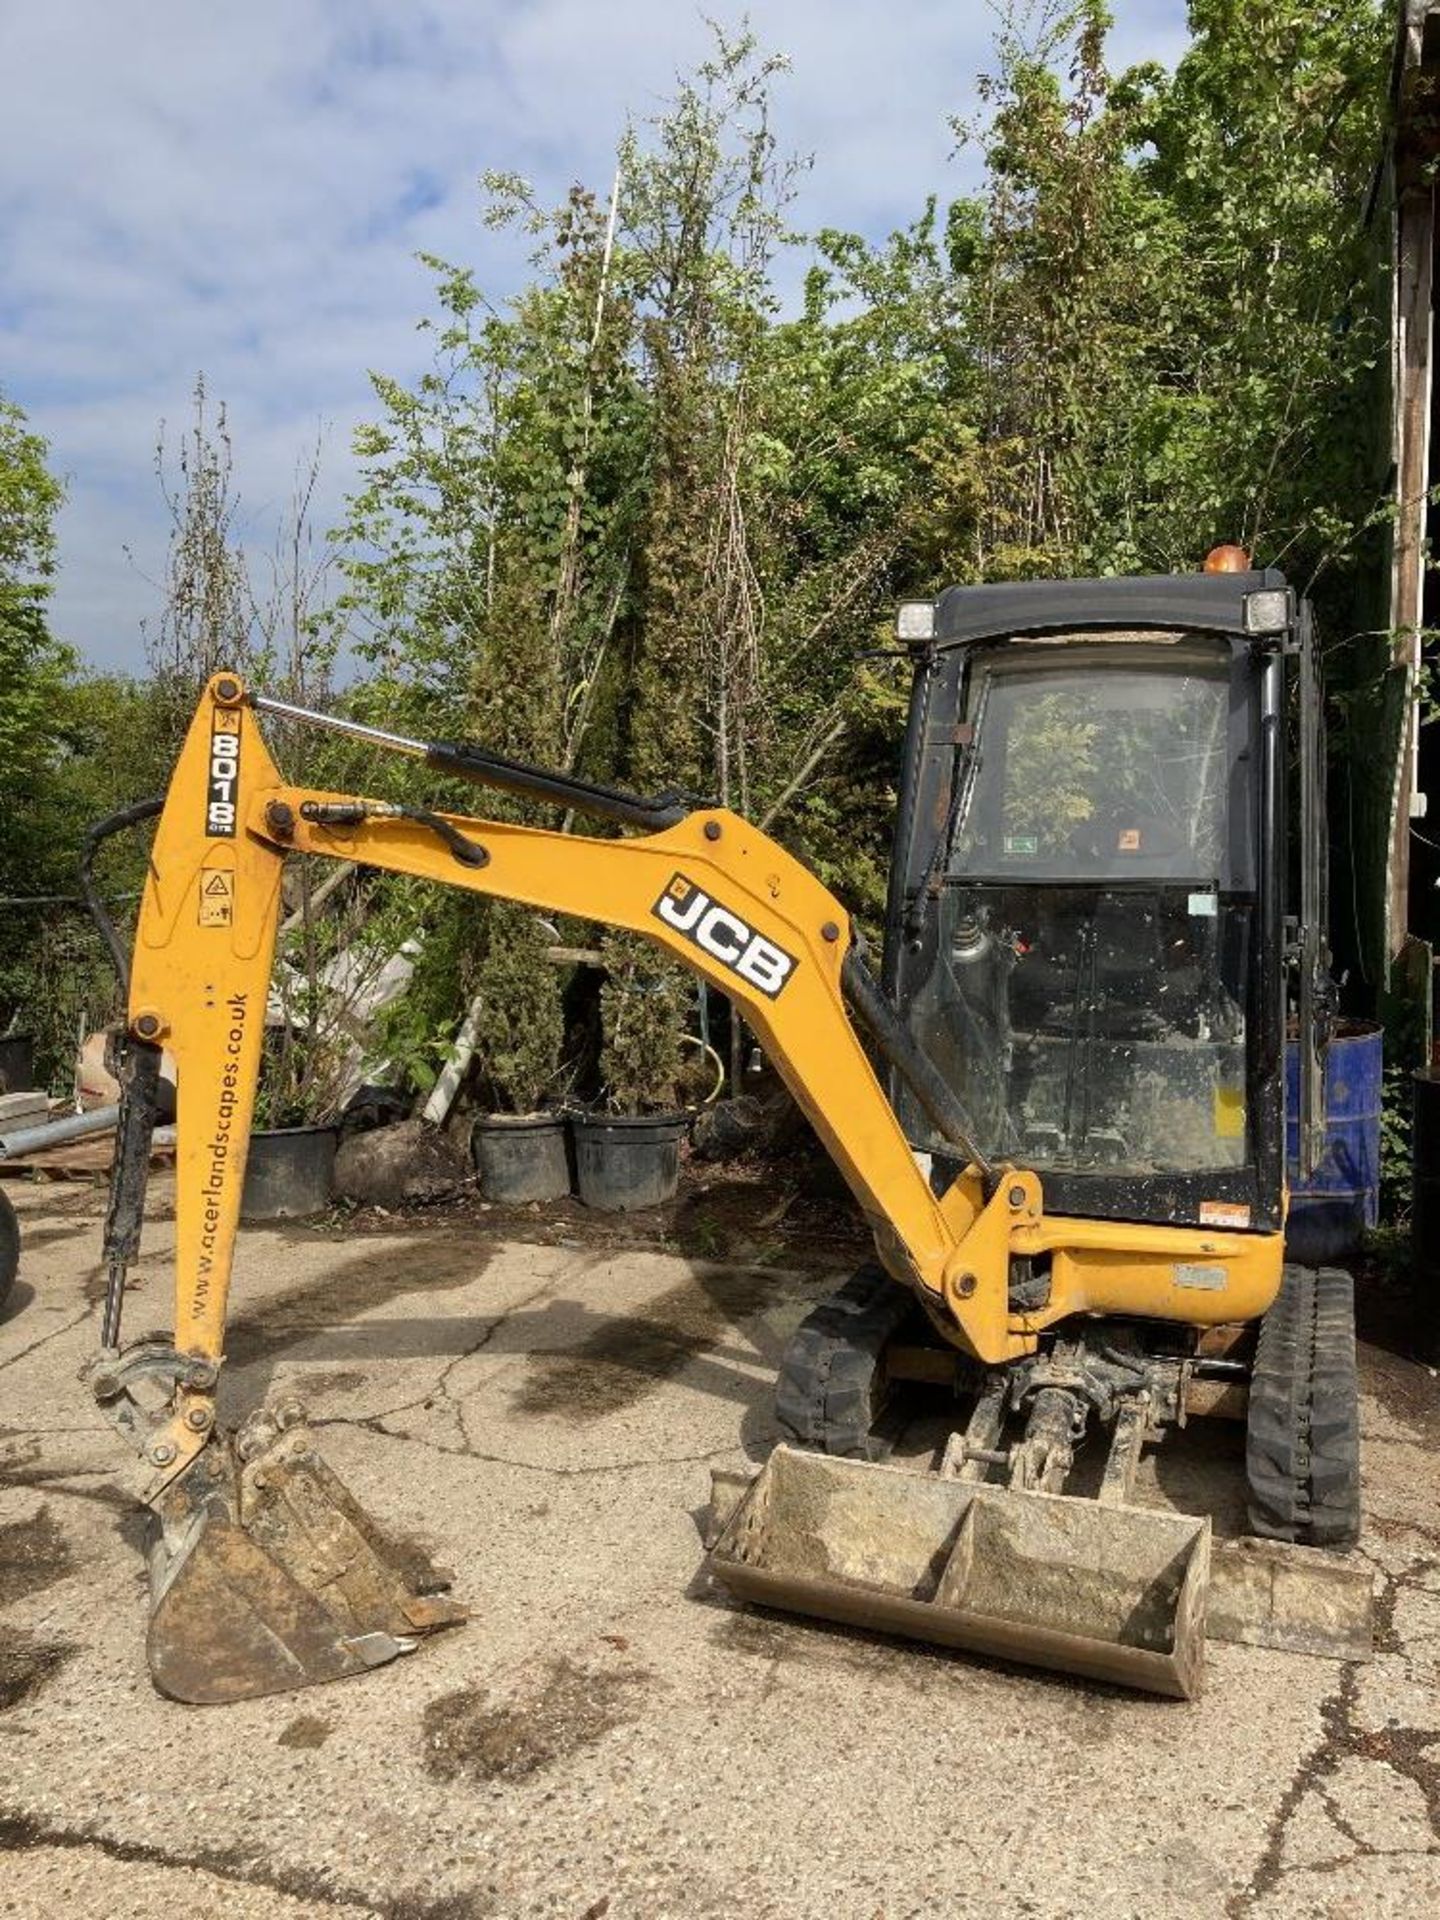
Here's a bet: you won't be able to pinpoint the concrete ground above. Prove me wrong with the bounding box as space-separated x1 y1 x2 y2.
0 1173 1437 1920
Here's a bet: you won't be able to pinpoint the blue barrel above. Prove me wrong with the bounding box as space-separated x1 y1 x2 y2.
1285 1023 1382 1265
1412 1073 1440 1361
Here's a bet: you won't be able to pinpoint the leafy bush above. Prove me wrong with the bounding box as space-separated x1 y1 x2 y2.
597 932 689 1114
471 905 568 1114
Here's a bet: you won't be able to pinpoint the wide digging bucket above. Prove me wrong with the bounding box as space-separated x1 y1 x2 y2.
706 1445 1210 1699
147 1407 466 1704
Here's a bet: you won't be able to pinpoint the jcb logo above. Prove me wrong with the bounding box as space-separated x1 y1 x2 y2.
652 875 797 998
206 719 241 838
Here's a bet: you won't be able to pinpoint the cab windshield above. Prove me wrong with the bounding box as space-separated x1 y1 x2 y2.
948 639 1232 883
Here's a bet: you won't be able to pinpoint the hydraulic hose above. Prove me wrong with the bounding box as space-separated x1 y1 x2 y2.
80 796 164 992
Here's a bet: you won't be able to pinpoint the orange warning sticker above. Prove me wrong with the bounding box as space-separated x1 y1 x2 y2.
198 867 234 927
1198 1200 1251 1229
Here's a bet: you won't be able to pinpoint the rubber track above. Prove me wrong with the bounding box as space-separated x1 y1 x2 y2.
0 1188 17 1315
1246 1263 1361 1548
775 1263 917 1460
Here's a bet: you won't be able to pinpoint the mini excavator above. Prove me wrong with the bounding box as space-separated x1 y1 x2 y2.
84 558 1371 1704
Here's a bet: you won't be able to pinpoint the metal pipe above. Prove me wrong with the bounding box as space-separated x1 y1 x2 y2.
0 1104 121 1159
421 992 485 1128
0 1108 176 1162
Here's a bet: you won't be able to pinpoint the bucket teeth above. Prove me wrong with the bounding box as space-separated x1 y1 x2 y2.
146 1413 466 1705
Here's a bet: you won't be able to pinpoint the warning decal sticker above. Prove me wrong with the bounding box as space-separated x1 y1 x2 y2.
198 867 234 927
1198 1200 1251 1230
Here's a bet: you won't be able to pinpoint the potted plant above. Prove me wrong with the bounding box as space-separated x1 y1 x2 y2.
468 905 573 1204
0 1031 34 1096
240 869 358 1221
571 931 692 1211
243 996 347 1222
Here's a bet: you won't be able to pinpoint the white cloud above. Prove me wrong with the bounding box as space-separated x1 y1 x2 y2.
0 0 1189 671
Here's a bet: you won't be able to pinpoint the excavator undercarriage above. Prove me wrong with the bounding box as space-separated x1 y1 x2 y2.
706 1263 1369 1698
84 563 1374 1703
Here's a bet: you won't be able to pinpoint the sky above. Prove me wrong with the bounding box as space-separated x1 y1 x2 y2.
0 1 1191 672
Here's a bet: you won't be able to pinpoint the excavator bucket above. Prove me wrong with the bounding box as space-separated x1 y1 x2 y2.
146 1405 466 1704
707 1445 1211 1697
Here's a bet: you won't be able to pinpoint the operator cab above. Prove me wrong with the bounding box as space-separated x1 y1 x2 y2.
885 568 1324 1236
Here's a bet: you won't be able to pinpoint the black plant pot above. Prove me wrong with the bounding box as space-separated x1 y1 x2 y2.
571 1110 687 1212
472 1111 572 1205
0 1035 35 1094
241 1124 338 1222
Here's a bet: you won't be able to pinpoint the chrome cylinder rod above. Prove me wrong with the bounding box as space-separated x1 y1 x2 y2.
248 693 428 759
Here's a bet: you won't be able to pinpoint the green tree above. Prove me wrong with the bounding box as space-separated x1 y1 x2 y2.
0 391 70 889
956 0 1391 582
597 930 690 1113
328 4 1399 1104
7 671 175 1080
470 905 568 1113
0 391 76 1061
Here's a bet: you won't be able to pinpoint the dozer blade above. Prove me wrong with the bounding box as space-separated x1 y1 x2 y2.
147 1407 466 1704
705 1445 1210 1698
1209 1535 1372 1663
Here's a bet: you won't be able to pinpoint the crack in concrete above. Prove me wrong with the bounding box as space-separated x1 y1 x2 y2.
297 1273 765 1471
444 1438 754 1477
298 1274 768 1477
311 1413 754 1479
0 1305 94 1375
434 1279 553 1407
222 1238 592 1384
0 1809 486 1919
1229 1544 1440 1912
1315 1780 1371 1857
293 1279 556 1444
0 1464 112 1485
0 1423 111 1439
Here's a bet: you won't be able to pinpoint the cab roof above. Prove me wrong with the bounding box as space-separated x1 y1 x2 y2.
930 569 1289 652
